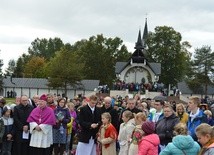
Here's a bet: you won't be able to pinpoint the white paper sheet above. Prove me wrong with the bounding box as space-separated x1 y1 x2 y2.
22 131 29 139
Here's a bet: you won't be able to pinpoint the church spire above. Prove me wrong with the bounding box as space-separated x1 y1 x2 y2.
142 18 148 48
134 29 143 50
143 18 148 40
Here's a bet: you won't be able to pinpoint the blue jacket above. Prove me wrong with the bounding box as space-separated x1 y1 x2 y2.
148 109 164 122
160 135 200 155
187 109 207 141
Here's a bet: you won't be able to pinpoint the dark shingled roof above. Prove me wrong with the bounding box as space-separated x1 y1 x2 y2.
177 81 193 94
3 77 100 91
148 62 161 75
115 61 161 75
178 81 214 95
115 62 128 74
79 80 100 90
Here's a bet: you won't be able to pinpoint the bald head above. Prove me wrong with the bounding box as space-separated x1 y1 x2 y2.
104 96 112 109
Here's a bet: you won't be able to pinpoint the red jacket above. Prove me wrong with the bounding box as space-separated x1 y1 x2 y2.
138 134 160 155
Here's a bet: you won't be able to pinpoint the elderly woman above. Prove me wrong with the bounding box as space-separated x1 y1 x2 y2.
27 94 56 155
155 104 179 151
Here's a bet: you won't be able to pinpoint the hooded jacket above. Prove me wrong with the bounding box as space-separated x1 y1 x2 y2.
187 109 207 141
138 134 160 155
159 135 200 155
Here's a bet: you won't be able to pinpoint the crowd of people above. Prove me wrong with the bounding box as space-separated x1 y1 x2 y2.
0 94 214 155
112 80 156 92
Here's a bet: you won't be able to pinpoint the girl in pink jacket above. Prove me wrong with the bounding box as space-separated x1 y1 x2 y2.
138 121 160 155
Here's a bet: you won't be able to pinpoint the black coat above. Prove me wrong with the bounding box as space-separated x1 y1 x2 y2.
155 113 179 145
100 106 119 131
13 104 34 142
78 105 101 143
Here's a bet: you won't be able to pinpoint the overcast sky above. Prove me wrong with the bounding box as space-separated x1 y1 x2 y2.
1 0 214 72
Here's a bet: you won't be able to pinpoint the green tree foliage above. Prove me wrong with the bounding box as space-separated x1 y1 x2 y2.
5 59 16 76
146 26 191 87
24 56 46 78
46 47 84 97
188 46 214 95
12 38 70 77
13 53 31 77
73 34 131 86
0 59 3 91
28 37 65 60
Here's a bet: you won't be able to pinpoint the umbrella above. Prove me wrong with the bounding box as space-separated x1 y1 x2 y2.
153 95 167 101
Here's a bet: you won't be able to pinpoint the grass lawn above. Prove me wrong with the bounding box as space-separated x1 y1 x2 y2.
5 98 15 103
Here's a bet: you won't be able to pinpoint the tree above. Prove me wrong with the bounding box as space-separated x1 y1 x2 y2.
73 34 131 86
146 26 191 87
24 56 46 78
190 46 214 96
46 47 84 97
28 37 65 60
13 53 31 77
5 59 16 76
0 58 3 93
12 38 68 77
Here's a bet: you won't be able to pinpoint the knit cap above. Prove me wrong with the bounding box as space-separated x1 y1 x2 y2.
142 121 155 135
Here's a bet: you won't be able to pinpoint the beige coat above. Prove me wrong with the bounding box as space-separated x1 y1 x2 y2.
118 119 135 155
98 124 117 155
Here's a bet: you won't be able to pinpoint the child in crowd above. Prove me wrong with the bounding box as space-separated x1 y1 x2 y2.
128 112 146 155
66 102 77 155
160 123 200 155
118 110 135 155
66 107 73 155
97 112 117 155
138 121 160 155
2 106 14 155
196 123 214 155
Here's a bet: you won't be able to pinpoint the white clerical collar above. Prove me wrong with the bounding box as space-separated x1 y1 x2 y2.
88 103 95 112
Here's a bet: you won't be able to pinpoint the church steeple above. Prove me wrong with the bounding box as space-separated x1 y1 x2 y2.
131 29 145 64
134 29 144 50
142 18 148 48
143 18 148 40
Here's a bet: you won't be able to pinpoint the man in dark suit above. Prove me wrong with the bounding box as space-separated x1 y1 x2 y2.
13 95 34 155
76 95 101 155
119 98 142 124
101 96 119 131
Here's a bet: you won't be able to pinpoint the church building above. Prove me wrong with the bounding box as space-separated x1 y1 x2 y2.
115 19 161 85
